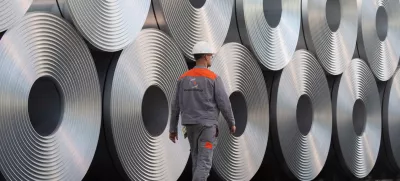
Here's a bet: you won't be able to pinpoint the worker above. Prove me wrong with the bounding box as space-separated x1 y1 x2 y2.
169 41 236 181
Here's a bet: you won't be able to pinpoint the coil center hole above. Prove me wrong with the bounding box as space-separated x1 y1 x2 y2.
142 85 168 137
264 0 282 28
326 0 341 32
353 99 366 136
296 94 313 136
189 0 206 9
229 91 247 137
376 6 388 41
28 77 63 137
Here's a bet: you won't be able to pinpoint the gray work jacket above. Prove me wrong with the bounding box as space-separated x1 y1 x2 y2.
169 66 235 133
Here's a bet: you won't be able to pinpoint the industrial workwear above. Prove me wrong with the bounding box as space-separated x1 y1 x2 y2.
169 66 236 133
170 65 235 181
186 124 217 181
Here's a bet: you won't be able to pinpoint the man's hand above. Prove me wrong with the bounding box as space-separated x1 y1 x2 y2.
230 126 236 134
169 132 178 143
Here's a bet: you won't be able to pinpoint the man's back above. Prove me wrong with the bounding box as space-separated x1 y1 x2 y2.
178 66 219 125
169 66 235 132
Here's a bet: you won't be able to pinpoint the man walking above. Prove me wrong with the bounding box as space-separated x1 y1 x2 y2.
169 41 236 181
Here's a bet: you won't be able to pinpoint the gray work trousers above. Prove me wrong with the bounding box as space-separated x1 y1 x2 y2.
186 124 218 181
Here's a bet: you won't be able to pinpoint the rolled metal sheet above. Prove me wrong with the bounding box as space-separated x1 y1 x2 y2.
0 12 101 180
301 0 358 75
0 0 32 32
210 43 269 181
356 0 400 81
152 0 234 60
270 50 332 180
381 68 400 173
332 58 381 178
103 29 190 181
236 0 301 70
56 0 151 52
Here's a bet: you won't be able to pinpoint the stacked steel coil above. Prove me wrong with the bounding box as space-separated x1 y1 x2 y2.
153 0 234 60
210 43 269 181
270 50 332 180
356 0 400 81
2 0 400 180
0 0 31 32
0 12 101 180
301 0 358 75
331 59 381 178
380 68 400 173
29 0 151 52
236 0 301 70
103 29 190 180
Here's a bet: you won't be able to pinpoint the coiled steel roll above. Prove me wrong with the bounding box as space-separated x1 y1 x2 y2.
332 59 381 178
152 0 233 60
380 68 400 173
0 12 101 180
56 0 151 52
236 0 301 70
356 0 400 81
270 50 332 180
210 43 269 181
0 0 31 32
103 29 190 181
301 0 358 75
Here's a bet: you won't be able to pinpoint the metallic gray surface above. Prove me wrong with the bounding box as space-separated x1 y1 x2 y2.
381 68 400 172
301 0 358 75
236 0 301 71
152 0 234 60
210 43 269 181
0 0 32 32
271 50 332 180
28 0 62 16
103 29 190 181
0 12 101 180
332 59 381 178
61 0 151 52
356 0 400 81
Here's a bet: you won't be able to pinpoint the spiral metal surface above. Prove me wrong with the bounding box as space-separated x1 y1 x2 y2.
236 0 301 70
356 0 400 81
210 43 269 181
0 12 101 180
152 0 233 60
332 59 381 178
0 0 32 32
104 29 190 181
381 68 400 172
61 0 151 52
301 0 358 75
271 50 332 180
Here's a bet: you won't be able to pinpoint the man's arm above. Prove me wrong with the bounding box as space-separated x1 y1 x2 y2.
214 76 235 127
169 80 181 133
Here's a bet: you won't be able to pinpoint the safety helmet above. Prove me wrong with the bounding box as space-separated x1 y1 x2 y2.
192 41 214 55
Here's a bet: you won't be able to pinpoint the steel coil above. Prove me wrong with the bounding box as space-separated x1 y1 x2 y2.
103 29 190 181
236 0 301 70
209 43 269 181
332 58 381 178
0 0 32 32
153 0 233 60
356 0 400 81
381 68 400 173
301 0 358 75
57 0 151 52
0 12 101 180
270 50 332 180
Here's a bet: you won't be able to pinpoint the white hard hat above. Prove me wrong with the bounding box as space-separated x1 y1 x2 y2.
192 41 214 54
